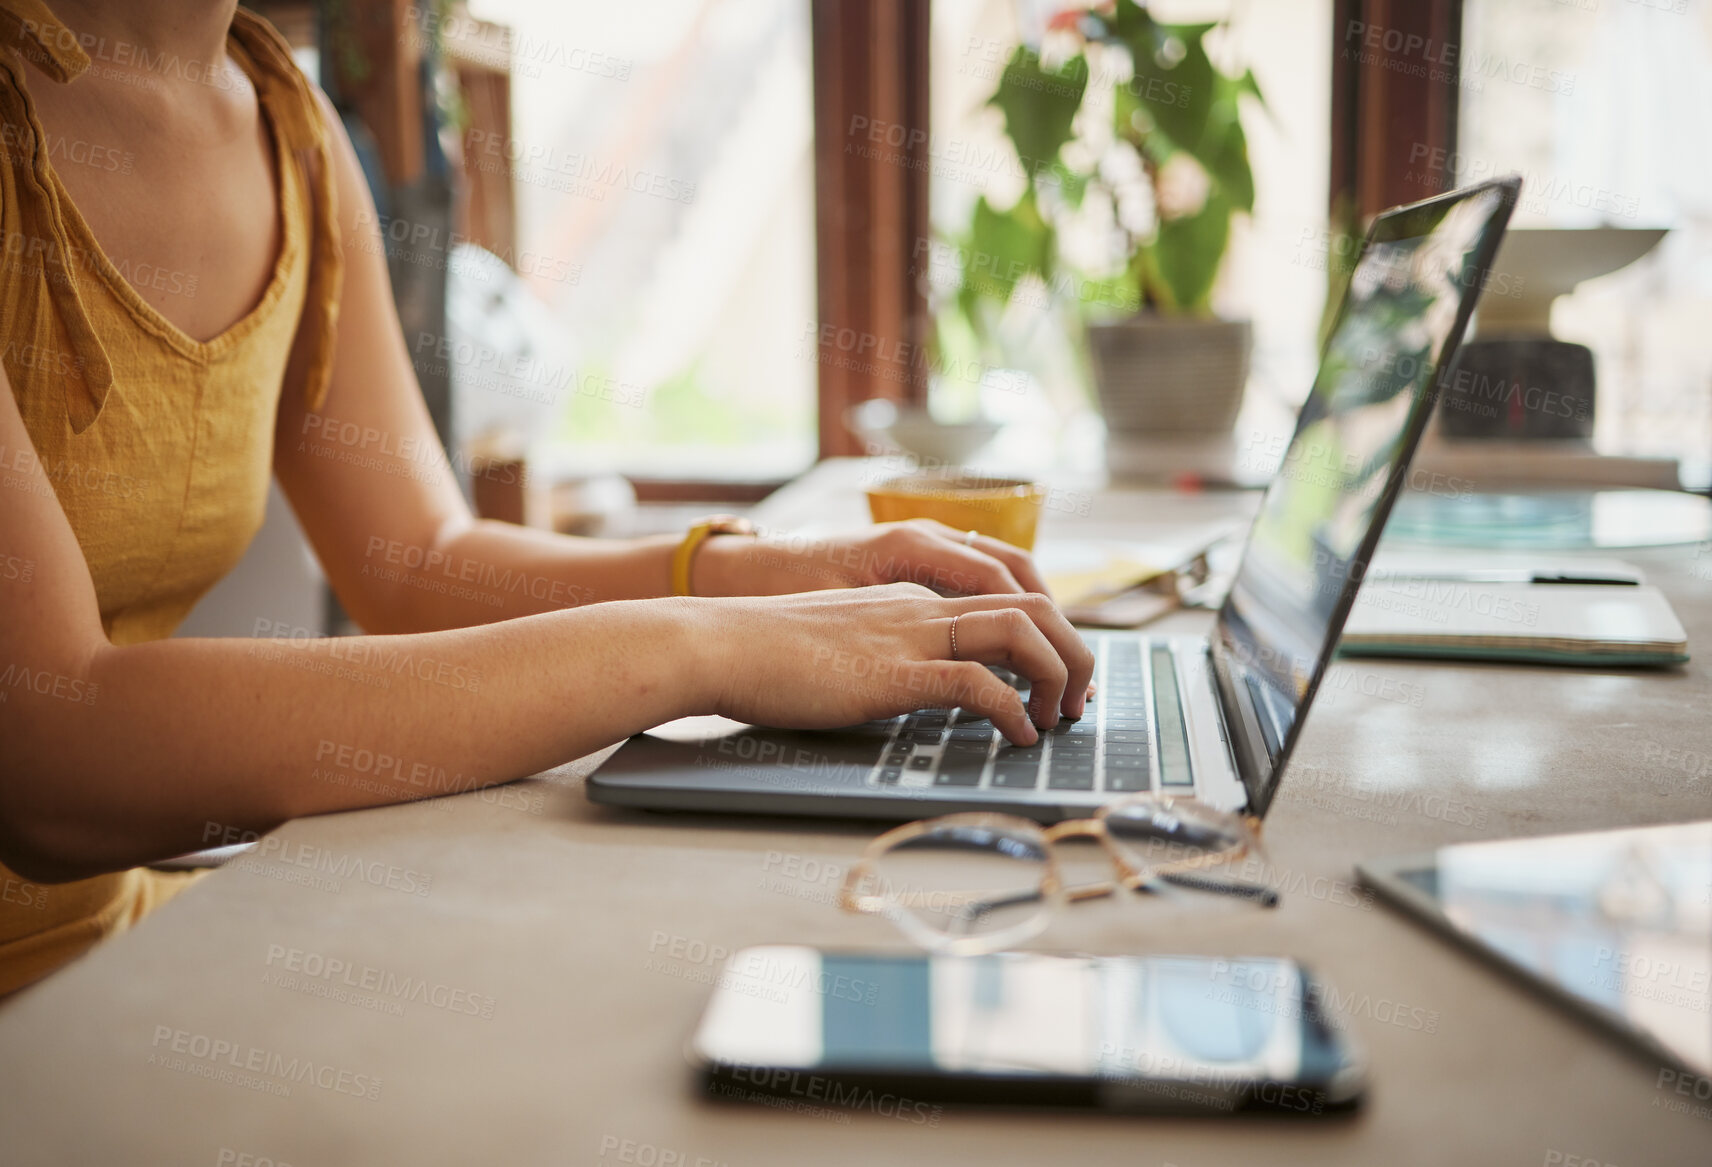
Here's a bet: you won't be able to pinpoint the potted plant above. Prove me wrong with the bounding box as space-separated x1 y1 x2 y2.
940 0 1264 468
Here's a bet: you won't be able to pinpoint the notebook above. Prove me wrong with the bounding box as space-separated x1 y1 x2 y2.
1340 560 1688 666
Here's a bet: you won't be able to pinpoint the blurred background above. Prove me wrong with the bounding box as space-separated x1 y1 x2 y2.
184 0 1712 637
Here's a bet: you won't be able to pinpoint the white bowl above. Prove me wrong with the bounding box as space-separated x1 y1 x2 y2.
846 399 1000 469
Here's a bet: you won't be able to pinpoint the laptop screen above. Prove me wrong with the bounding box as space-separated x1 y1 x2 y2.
1215 180 1517 811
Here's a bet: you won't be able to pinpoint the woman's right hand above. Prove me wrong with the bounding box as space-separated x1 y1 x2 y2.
686 583 1097 745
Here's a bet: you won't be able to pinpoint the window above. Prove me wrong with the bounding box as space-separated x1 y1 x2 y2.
1459 0 1712 485
462 0 817 480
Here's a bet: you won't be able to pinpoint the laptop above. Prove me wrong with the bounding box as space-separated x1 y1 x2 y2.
589 178 1520 823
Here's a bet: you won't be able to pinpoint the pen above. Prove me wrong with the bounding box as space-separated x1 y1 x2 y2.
1376 571 1639 586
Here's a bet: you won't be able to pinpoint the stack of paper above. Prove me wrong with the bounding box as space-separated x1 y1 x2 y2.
1038 527 1239 627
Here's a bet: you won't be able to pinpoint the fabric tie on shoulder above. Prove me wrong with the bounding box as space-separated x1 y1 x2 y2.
0 1 345 429
0 0 115 433
228 10 343 414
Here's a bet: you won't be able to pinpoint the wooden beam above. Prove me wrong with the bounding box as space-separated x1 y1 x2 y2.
323 0 426 187
1331 0 1463 220
442 12 516 263
625 478 787 505
811 0 932 459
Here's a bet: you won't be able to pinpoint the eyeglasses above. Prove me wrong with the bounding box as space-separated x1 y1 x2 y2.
838 794 1272 955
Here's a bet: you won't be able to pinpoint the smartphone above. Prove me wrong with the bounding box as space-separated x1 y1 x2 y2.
688 947 1366 1116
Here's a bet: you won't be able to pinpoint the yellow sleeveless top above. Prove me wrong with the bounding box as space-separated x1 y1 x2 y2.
0 0 342 996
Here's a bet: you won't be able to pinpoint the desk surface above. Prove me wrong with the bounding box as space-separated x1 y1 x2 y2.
3 464 1710 1166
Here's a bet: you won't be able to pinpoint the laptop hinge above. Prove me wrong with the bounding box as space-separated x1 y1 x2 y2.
1206 641 1273 814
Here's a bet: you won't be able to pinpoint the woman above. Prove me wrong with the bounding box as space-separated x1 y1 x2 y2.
0 0 1094 994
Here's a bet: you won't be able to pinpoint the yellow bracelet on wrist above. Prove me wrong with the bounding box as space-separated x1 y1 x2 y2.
671 515 758 596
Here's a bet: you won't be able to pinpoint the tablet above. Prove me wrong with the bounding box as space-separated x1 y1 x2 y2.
1358 820 1711 1076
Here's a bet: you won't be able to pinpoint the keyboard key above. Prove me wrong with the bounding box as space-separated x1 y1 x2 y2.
1105 732 1149 744
934 770 983 787
885 750 909 766
938 751 985 779
877 767 902 784
1047 771 1095 791
1106 743 1149 756
908 755 934 771
992 769 1042 789
949 726 994 743
1106 770 1150 792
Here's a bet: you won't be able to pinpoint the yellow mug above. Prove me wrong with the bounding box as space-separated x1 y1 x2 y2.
865 474 1048 551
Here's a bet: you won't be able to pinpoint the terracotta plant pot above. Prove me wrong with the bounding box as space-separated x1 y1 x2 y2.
1087 316 1252 435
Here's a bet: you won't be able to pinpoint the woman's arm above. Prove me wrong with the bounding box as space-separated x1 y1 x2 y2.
271 93 1049 633
0 352 1088 882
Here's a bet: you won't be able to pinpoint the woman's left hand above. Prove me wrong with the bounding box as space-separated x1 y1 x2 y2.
692 519 1053 599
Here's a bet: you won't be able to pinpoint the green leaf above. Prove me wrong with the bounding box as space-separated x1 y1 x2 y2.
965 193 1053 308
1235 66 1265 106
1145 191 1231 315
1100 4 1264 214
989 46 1087 174
1122 21 1217 155
1102 0 1168 57
1112 78 1142 141
1197 97 1254 212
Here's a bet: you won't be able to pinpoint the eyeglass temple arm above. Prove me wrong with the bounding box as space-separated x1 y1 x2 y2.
952 888 1047 924
1145 870 1279 907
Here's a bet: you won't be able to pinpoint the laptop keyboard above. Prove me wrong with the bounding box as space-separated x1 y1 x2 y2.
867 637 1182 795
